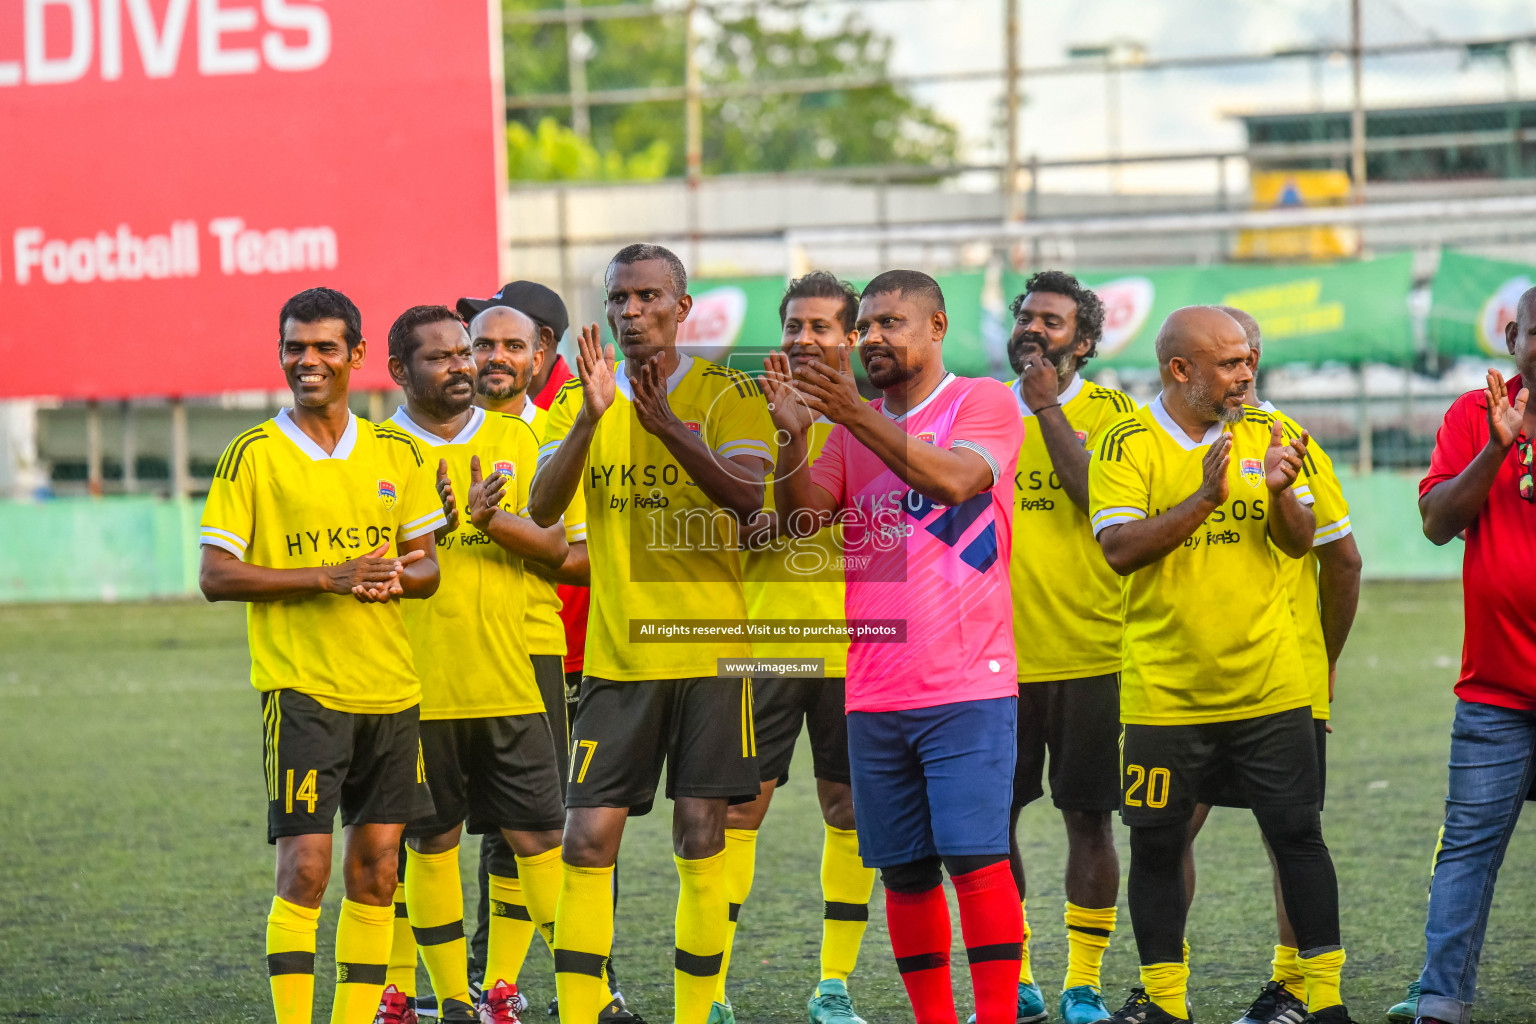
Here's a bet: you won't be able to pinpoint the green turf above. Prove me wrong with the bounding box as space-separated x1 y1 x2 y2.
2 583 1533 1023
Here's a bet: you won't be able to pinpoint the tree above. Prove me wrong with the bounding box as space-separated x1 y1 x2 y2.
502 0 959 181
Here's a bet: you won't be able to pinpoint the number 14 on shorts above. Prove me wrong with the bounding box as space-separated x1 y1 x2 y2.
285 768 319 813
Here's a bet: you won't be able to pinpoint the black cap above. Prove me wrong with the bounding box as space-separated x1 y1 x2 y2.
456 281 569 342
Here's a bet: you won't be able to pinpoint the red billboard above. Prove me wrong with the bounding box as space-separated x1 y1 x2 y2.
0 0 505 399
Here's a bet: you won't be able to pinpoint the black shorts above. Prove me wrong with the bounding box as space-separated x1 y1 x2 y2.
405 714 566 838
566 676 761 815
1198 718 1330 812
1015 674 1121 812
1119 706 1319 828
261 689 433 844
532 654 571 782
753 676 851 787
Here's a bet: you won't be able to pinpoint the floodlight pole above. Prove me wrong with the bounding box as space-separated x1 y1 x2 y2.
1350 0 1366 200
566 0 592 138
1003 0 1022 227
685 0 703 272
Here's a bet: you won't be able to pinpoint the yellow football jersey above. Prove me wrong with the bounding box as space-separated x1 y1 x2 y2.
199 410 447 714
540 354 775 681
1088 397 1314 726
743 417 848 675
515 402 588 658
390 407 544 720
1010 375 1134 683
1264 403 1352 720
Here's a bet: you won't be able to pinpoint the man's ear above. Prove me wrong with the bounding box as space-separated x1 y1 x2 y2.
1168 355 1192 384
387 353 408 389
1507 316 1520 358
351 337 368 371
931 309 948 342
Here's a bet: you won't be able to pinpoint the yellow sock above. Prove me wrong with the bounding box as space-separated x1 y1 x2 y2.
819 824 875 983
1018 897 1034 985
1140 961 1190 1019
267 896 319 1024
487 874 535 990
517 847 564 953
330 899 394 1024
1063 902 1116 990
405 846 470 1008
384 882 417 998
675 852 728 1024
555 863 615 1024
715 829 758 1003
1271 945 1304 1000
1297 946 1346 1012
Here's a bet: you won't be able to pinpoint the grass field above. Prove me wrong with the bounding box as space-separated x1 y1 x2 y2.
3 582 1536 1023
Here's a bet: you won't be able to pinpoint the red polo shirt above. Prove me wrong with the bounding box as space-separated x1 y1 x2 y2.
1421 374 1536 711
534 355 590 675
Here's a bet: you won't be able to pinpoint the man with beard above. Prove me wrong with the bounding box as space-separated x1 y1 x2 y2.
530 244 774 1024
716 271 876 1024
1181 306 1361 1024
1089 306 1353 1024
1003 271 1135 1024
198 288 445 1024
766 270 1025 1024
382 305 571 1024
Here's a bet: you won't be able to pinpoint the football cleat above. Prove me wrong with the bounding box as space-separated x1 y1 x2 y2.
376 985 421 1024
707 999 736 1024
969 981 1050 1024
807 978 867 1024
1060 985 1112 1024
440 997 480 1023
1104 988 1190 1024
1233 981 1307 1024
598 995 647 1023
1385 982 1420 1024
480 980 528 1024
1301 1006 1358 1024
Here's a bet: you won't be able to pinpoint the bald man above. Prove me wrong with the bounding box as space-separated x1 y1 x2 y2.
1181 308 1362 1024
1088 307 1354 1024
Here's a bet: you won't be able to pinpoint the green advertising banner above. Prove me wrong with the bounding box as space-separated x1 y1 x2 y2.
1429 249 1534 359
1006 251 1416 370
683 253 1416 379
668 270 1000 378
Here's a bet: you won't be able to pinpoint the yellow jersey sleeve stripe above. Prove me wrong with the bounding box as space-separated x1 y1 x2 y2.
537 440 562 464
399 508 449 542
1091 506 1146 535
566 521 588 542
1315 516 1353 545
1293 483 1315 506
402 507 447 531
200 529 248 558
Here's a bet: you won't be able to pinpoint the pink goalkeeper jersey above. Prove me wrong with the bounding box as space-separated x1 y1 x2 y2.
811 373 1023 712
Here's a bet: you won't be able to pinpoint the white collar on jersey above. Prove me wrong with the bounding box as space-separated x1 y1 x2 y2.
1010 372 1084 416
274 407 359 461
1148 393 1225 451
388 405 486 447
881 372 956 421
514 400 538 424
616 352 693 400
1259 399 1277 413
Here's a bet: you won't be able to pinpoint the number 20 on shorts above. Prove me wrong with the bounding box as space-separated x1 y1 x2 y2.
1124 763 1171 808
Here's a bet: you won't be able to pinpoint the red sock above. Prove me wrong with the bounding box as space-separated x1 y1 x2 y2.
952 861 1024 1024
884 885 957 1024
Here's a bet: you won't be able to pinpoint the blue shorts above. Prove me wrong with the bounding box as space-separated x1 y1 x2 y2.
846 696 1017 867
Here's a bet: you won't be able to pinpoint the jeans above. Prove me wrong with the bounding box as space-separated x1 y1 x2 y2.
1418 699 1536 1024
